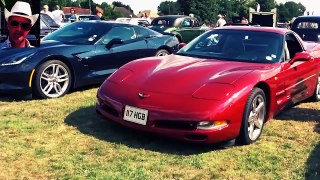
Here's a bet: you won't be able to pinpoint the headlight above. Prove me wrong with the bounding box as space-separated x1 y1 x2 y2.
0 51 36 66
192 83 234 100
107 68 133 84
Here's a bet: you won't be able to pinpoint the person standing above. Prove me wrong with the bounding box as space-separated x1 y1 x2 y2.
215 14 226 27
96 6 105 20
68 8 78 23
41 5 53 19
52 5 65 26
0 1 39 48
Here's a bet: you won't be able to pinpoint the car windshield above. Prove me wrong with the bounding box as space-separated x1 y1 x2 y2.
42 21 111 45
177 29 284 63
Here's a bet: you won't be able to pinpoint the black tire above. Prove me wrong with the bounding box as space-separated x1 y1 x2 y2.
310 73 320 102
155 49 170 56
33 60 72 99
236 88 267 145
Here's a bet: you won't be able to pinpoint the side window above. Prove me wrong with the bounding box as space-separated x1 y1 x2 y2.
182 19 192 27
40 19 48 29
285 33 303 60
102 26 136 44
193 19 200 27
134 26 150 38
296 21 318 29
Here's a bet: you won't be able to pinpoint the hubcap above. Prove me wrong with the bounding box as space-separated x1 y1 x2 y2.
248 94 265 141
157 51 169 56
40 64 69 98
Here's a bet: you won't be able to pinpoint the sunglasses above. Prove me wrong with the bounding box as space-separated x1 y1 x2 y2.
10 20 31 30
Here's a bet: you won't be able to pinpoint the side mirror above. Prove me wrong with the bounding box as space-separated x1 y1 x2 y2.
178 43 187 49
289 52 311 64
105 38 124 49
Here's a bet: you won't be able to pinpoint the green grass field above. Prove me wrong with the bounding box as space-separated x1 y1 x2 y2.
0 88 319 179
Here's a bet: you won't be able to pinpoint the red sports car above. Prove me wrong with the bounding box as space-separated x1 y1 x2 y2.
96 26 320 145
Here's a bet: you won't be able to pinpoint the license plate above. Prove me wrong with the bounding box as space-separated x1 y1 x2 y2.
123 105 148 125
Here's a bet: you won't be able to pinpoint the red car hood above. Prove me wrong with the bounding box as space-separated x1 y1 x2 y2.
120 55 272 94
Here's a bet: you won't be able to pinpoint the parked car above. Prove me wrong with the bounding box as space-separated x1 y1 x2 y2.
0 21 179 99
291 16 320 42
149 15 208 43
64 14 100 22
96 26 320 145
115 18 151 27
40 13 60 38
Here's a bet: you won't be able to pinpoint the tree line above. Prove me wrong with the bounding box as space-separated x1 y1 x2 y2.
1 0 306 23
158 0 306 23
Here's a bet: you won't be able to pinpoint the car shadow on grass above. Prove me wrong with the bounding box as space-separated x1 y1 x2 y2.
276 107 320 179
64 105 235 155
0 94 33 102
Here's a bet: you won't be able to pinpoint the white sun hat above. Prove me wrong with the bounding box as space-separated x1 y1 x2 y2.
4 1 39 26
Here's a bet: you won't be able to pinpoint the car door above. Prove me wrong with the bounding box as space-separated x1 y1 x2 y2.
276 33 318 109
176 18 200 43
83 26 148 76
134 26 158 57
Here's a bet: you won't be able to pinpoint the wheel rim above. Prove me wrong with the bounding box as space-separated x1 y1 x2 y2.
40 63 70 98
157 51 169 56
316 75 320 99
248 94 265 141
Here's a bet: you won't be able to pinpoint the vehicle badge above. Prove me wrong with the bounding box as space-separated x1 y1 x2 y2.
138 93 150 99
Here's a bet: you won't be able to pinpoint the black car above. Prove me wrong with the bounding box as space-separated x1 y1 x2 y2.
149 15 208 43
40 13 60 38
0 21 179 99
291 16 320 42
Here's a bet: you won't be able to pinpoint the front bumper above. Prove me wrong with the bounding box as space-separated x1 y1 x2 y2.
95 82 243 144
0 65 33 95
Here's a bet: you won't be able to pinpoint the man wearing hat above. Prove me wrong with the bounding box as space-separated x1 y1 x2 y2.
0 1 39 49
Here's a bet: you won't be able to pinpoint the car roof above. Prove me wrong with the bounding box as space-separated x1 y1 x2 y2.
295 16 320 20
153 15 188 20
216 26 290 35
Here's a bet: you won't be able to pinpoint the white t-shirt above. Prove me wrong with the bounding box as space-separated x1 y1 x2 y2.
52 10 65 25
216 18 226 27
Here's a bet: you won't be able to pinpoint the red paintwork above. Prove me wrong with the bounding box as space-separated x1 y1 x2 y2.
96 27 320 144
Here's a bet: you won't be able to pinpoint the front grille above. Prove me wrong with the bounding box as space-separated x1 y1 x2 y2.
154 120 197 130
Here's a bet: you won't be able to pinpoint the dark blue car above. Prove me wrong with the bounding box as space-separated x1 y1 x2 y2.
0 21 179 99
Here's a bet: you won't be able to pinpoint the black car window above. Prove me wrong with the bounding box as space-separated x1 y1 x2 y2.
134 26 150 38
41 13 59 28
102 26 136 44
40 19 49 29
285 33 303 59
295 21 318 29
193 19 200 27
43 22 110 45
151 19 174 26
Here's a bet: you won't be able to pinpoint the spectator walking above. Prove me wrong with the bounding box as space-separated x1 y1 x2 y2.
41 5 53 19
0 1 39 48
52 5 65 26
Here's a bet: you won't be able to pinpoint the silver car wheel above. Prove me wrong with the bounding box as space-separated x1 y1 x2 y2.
40 63 70 98
247 94 265 141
